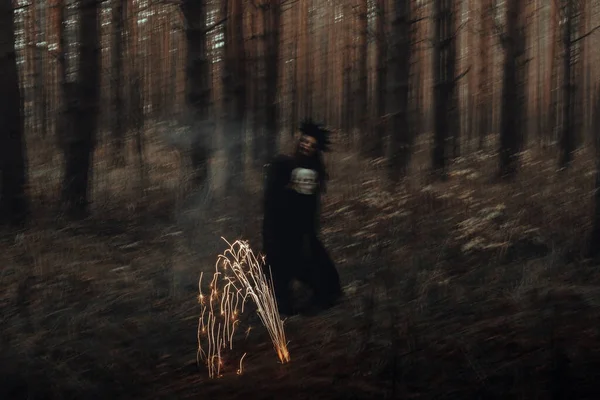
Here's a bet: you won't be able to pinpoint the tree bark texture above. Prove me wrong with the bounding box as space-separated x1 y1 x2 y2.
61 0 101 218
0 0 29 225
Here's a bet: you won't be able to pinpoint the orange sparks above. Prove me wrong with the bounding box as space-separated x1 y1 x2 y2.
197 238 290 378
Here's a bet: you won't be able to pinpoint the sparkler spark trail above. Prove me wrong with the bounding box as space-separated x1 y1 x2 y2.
197 238 290 378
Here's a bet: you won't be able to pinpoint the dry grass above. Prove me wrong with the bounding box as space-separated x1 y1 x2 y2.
1 132 599 399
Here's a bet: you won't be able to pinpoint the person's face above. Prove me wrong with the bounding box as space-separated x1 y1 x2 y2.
297 134 318 158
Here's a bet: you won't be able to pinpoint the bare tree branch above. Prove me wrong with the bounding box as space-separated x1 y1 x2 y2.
571 24 600 44
13 2 30 10
409 16 428 24
453 66 471 84
454 20 468 37
204 17 227 34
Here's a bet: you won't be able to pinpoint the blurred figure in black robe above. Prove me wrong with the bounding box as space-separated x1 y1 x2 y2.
262 119 342 316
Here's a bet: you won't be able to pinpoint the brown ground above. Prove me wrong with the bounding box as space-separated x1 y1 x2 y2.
1 135 599 399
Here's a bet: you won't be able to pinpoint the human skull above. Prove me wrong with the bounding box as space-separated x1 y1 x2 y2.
291 168 318 195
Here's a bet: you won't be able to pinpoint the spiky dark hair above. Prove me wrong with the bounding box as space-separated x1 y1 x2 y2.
298 118 332 152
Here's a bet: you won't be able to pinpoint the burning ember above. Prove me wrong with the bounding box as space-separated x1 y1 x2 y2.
197 238 290 378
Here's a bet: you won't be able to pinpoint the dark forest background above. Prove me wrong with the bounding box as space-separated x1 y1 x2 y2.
1 0 600 399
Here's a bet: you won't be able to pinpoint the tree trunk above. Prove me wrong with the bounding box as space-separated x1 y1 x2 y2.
301 0 312 118
111 0 126 166
467 0 477 148
589 84 600 257
498 0 526 179
582 0 592 144
55 0 72 152
357 0 369 156
341 6 353 137
0 0 29 225
263 1 280 163
573 1 585 148
559 0 574 170
61 0 101 218
181 0 212 187
449 0 460 159
412 3 423 145
222 0 247 194
32 0 48 139
431 0 455 178
546 0 559 147
289 9 299 135
534 0 543 146
123 0 146 191
371 0 387 158
388 0 412 180
250 6 264 166
477 0 492 150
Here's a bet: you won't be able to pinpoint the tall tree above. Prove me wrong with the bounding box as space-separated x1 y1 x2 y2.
534 0 543 144
477 0 493 150
180 0 213 187
262 0 281 163
32 0 48 138
111 0 126 165
54 0 71 155
559 0 575 169
498 0 527 179
61 0 101 218
0 0 29 225
449 0 461 159
573 0 586 147
289 6 299 135
249 4 264 166
357 0 369 156
388 0 412 180
589 83 600 257
558 0 589 169
123 0 146 190
412 1 425 145
300 0 312 118
581 0 592 143
431 0 456 178
467 0 478 147
371 0 387 158
341 4 353 136
222 0 247 193
546 0 560 147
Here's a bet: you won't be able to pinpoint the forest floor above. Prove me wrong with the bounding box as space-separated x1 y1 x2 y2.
2 136 600 399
